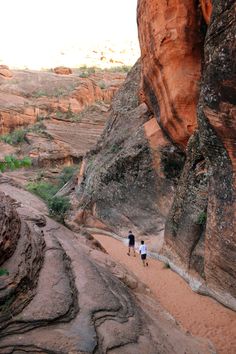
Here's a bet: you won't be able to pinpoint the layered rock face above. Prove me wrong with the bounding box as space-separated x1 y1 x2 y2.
137 0 204 148
197 0 236 305
137 0 236 309
0 70 124 167
72 61 184 238
0 183 213 353
74 1 236 310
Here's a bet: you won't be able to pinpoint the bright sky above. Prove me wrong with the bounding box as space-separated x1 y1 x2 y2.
0 0 139 69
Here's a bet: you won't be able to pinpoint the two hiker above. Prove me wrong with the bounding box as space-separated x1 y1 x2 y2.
127 231 148 266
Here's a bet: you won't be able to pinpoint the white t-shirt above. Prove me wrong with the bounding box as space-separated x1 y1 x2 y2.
139 244 147 255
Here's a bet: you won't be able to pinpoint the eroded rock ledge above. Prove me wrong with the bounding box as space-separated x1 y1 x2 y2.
0 185 214 353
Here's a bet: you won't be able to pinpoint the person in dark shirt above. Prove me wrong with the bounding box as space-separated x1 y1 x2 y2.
127 230 136 256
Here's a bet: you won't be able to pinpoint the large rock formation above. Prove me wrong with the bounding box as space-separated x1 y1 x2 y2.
137 0 204 148
0 69 124 167
0 182 214 353
73 1 236 310
71 61 185 239
138 0 236 309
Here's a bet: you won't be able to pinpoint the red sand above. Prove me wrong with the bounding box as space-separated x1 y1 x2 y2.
93 233 236 354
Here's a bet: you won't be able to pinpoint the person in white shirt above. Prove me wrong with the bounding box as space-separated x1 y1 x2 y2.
139 240 148 267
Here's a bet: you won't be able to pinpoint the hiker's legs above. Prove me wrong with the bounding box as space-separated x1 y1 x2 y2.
141 254 146 266
131 245 136 256
127 246 130 255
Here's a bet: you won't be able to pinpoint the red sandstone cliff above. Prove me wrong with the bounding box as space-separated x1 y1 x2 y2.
73 0 235 311
137 0 236 309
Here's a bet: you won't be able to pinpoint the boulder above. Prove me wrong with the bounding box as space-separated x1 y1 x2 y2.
53 66 72 75
0 65 13 79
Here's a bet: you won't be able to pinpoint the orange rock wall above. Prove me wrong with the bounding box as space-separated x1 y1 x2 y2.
137 0 203 148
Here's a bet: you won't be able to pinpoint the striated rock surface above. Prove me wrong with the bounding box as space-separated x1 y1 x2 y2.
0 69 124 167
197 0 236 306
70 61 184 240
74 1 236 311
137 0 204 148
136 0 236 309
0 182 214 353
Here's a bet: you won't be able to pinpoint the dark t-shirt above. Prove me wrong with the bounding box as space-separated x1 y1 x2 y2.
128 234 135 246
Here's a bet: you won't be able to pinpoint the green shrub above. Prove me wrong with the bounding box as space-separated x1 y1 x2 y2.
48 196 70 222
26 182 59 202
98 81 106 89
32 90 48 98
0 155 31 173
0 129 27 145
0 268 9 276
58 165 78 187
110 144 121 154
79 72 89 78
104 65 131 73
197 211 207 225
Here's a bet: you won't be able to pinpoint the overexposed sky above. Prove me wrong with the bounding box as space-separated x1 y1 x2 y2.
0 0 139 69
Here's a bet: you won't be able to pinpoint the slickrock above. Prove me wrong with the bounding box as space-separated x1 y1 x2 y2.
0 184 214 353
0 69 124 166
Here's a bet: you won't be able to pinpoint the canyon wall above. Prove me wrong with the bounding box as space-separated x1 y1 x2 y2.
74 0 236 309
137 0 236 309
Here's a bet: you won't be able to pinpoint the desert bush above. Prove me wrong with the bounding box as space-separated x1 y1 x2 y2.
0 155 31 172
48 196 70 222
98 81 106 89
0 129 27 145
58 165 78 187
0 268 9 276
26 181 59 202
197 211 207 225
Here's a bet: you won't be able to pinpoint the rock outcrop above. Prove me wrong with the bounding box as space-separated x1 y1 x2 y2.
0 69 125 166
0 182 214 353
137 0 204 148
71 61 183 239
0 65 13 79
73 1 236 310
53 66 72 75
138 0 236 309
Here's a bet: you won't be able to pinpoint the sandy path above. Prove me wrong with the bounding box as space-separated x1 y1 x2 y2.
93 233 236 354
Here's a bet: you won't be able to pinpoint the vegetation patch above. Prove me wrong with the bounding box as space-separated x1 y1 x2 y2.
48 196 70 222
27 181 59 202
0 155 31 173
26 164 79 223
0 122 47 146
98 81 106 89
56 104 81 122
58 165 78 187
0 268 9 276
197 211 207 225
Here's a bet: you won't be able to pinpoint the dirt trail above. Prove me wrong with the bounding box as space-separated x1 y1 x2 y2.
93 233 236 354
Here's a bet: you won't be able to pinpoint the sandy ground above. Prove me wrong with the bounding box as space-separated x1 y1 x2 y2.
93 233 236 354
